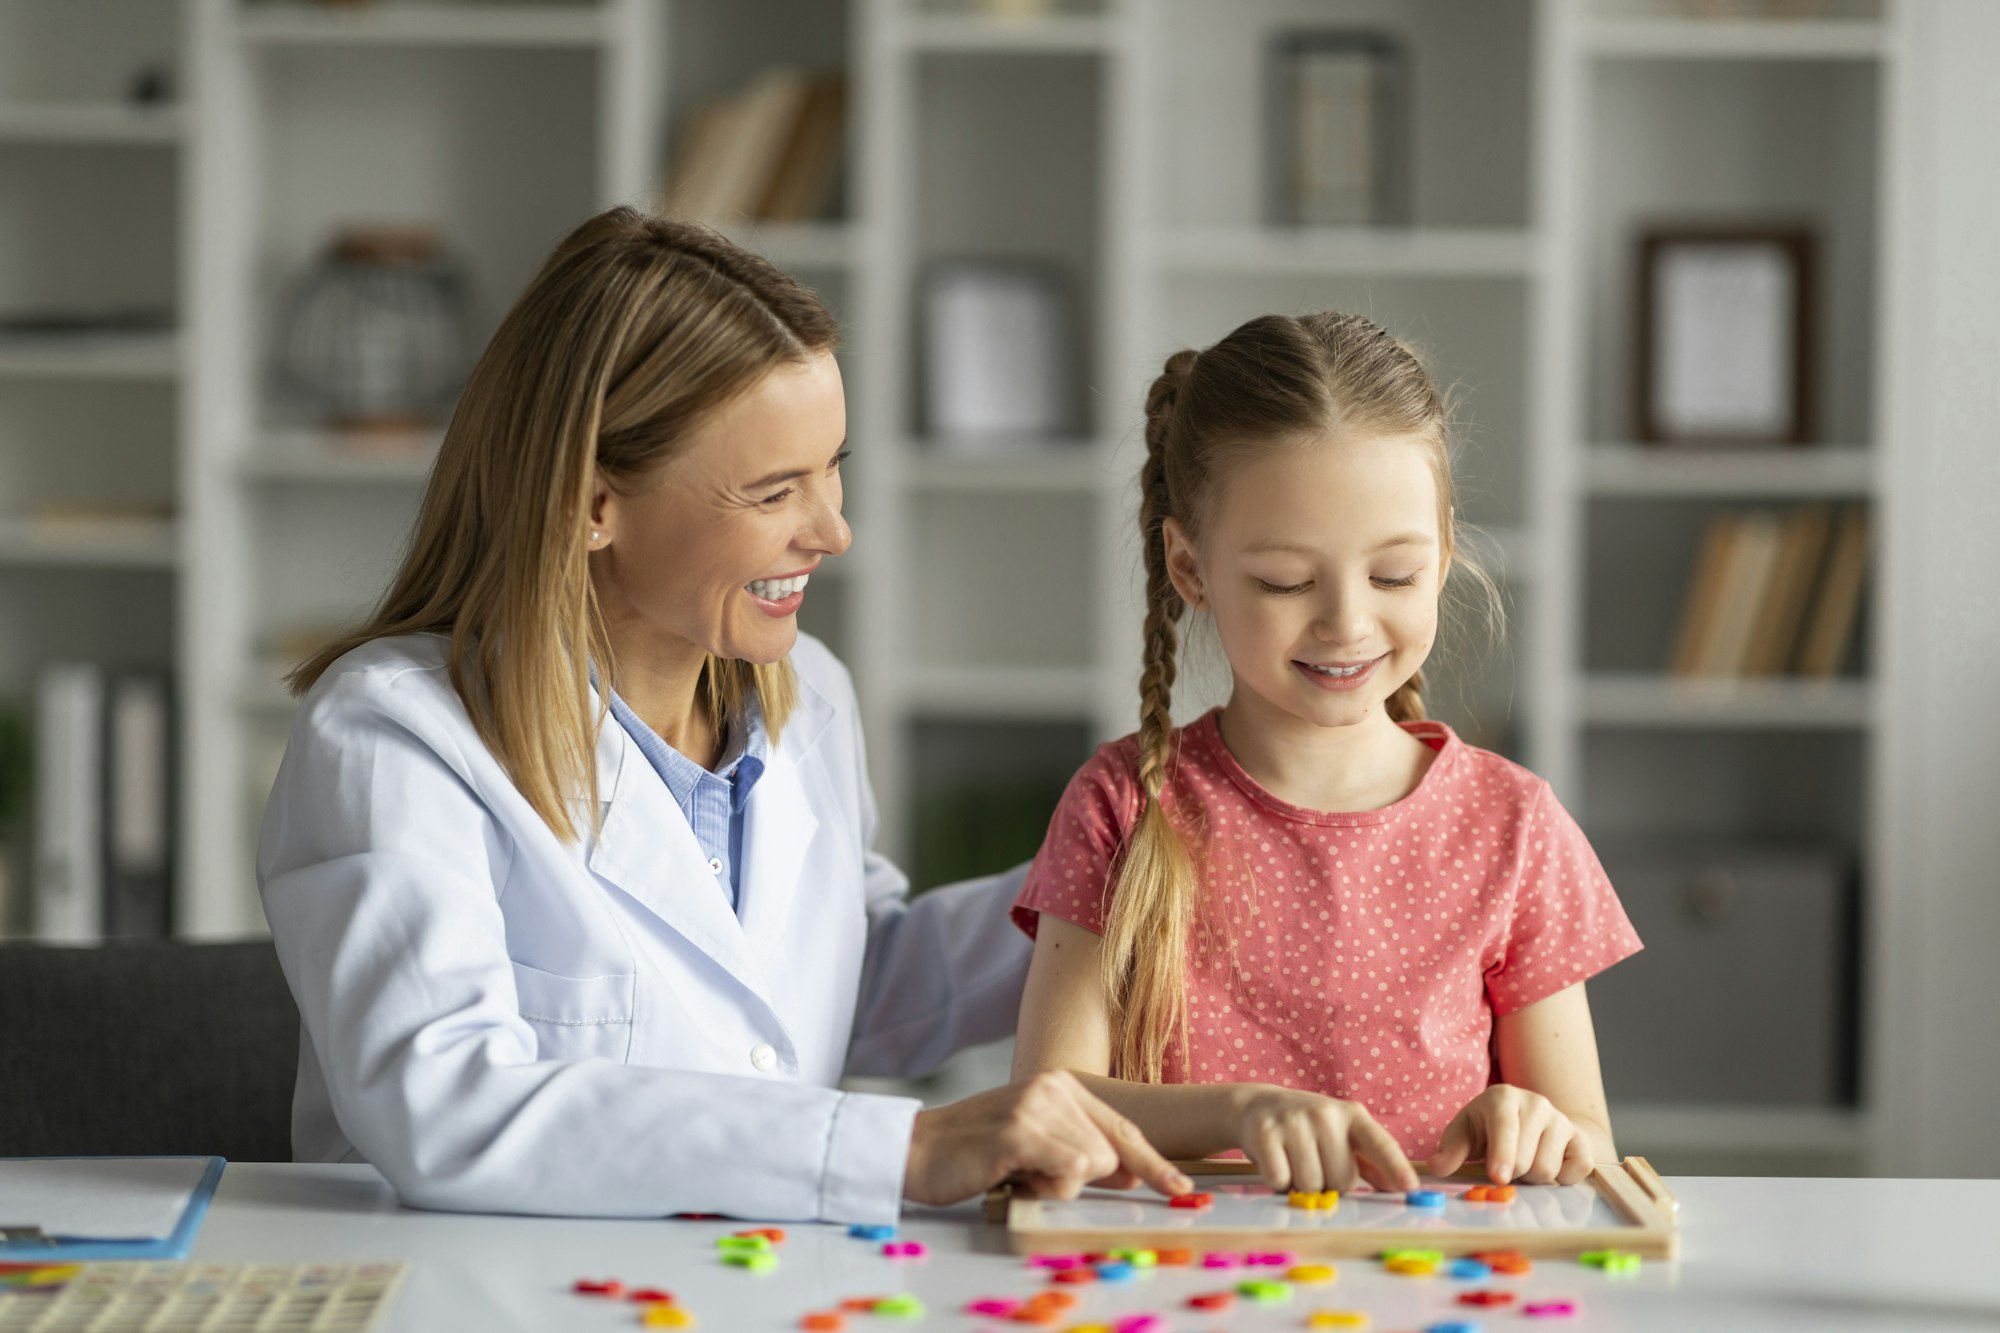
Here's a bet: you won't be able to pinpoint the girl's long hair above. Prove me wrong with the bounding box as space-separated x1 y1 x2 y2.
290 207 841 844
1104 311 1500 1083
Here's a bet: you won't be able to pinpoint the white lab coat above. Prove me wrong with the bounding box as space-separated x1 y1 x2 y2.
258 632 1030 1224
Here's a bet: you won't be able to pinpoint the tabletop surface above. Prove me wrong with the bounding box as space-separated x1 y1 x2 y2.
182 1164 2000 1332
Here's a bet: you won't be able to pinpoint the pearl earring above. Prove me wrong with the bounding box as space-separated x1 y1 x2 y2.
590 530 601 541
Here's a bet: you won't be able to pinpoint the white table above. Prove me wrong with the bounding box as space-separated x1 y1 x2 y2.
188 1165 2000 1331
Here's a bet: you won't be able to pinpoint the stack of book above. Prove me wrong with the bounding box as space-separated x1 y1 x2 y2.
1668 504 1870 679
33 665 175 942
663 69 848 225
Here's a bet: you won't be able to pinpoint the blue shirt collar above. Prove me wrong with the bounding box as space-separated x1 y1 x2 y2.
598 672 768 813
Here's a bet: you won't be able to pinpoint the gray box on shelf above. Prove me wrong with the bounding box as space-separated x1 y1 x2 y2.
1591 842 1855 1107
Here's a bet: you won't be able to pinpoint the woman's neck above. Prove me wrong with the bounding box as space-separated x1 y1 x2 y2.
602 625 718 768
1215 690 1431 814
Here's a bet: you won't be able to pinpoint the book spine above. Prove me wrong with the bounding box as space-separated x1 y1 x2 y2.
102 670 174 939
33 664 104 943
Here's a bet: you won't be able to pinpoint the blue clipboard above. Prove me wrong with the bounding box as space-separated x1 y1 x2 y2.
0 1156 226 1262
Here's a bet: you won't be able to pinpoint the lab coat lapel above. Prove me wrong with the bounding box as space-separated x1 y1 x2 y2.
734 746 817 957
585 709 766 998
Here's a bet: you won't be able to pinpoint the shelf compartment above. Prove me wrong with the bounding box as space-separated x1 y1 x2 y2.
898 12 1119 54
905 443 1107 494
1584 497 1871 679
234 4 608 49
1586 442 1874 497
0 103 183 145
907 491 1095 674
903 663 1096 721
905 713 1093 892
1583 673 1870 730
0 516 179 569
1583 58 1882 447
240 430 442 485
1160 0 1534 231
1160 227 1537 279
1584 18 1888 61
1578 729 1866 849
0 335 181 381
250 42 599 426
913 48 1103 437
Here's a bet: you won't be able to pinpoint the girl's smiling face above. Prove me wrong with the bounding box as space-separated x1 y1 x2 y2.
1163 432 1445 734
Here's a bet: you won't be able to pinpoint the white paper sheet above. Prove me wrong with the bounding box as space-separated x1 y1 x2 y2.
0 1158 209 1241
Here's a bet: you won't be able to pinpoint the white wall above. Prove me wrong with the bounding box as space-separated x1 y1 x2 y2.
1878 0 2000 1178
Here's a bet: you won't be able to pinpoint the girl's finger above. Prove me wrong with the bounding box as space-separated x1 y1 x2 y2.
1555 1131 1596 1186
1249 1120 1291 1193
1426 1112 1476 1180
1283 1116 1325 1194
1312 1113 1358 1193
1484 1100 1524 1184
1525 1118 1569 1184
1352 1111 1422 1194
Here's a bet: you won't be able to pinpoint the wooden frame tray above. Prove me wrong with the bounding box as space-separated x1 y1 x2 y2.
999 1156 1679 1260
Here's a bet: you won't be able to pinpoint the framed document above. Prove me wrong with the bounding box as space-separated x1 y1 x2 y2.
1268 30 1409 227
1637 226 1816 445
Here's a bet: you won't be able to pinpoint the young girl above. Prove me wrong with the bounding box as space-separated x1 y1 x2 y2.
1012 311 1641 1196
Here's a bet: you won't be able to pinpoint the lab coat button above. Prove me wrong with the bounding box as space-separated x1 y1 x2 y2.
708 857 723 874
750 1043 777 1071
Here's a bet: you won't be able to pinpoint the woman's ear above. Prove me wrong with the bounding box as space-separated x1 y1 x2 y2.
1161 517 1205 610
588 470 615 549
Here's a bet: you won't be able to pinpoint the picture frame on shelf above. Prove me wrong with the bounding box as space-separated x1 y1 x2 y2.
918 259 1079 449
1266 29 1409 228
1637 225 1816 446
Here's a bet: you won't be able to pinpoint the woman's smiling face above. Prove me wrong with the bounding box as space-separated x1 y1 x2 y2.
589 348 851 668
1164 432 1445 734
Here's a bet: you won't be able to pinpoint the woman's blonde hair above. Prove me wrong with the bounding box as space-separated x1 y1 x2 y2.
291 207 841 844
1105 310 1498 1083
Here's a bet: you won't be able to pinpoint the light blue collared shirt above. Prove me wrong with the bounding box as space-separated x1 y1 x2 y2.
605 688 767 912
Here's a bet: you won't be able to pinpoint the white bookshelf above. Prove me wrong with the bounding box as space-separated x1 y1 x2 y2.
0 0 1928 1173
1531 0 1904 1173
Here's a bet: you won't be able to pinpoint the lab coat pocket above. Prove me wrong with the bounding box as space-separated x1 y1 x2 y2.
509 959 636 1064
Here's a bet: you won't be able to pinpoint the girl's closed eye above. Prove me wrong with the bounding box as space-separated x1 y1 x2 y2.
1374 571 1421 588
1255 577 1312 595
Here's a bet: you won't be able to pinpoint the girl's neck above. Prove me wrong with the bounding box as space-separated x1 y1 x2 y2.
1214 690 1432 814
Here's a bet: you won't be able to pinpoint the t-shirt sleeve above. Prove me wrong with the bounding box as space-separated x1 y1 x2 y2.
1011 742 1144 940
1487 781 1644 1016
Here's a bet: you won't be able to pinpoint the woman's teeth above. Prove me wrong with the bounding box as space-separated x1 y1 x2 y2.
1302 658 1374 678
747 574 809 600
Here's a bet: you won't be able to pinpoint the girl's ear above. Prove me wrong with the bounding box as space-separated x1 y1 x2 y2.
1161 517 1205 609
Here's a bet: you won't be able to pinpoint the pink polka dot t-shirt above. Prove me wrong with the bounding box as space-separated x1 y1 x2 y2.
1012 709 1642 1159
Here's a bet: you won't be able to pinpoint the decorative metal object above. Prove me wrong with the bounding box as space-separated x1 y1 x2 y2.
278 227 471 433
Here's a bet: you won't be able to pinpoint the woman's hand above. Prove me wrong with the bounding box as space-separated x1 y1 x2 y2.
1223 1084 1420 1195
903 1070 1194 1207
1428 1083 1597 1186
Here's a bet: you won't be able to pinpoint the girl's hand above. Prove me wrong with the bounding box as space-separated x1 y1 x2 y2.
1223 1084 1421 1194
1428 1084 1597 1186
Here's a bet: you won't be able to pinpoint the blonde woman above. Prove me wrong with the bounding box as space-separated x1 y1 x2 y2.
260 208 1188 1223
